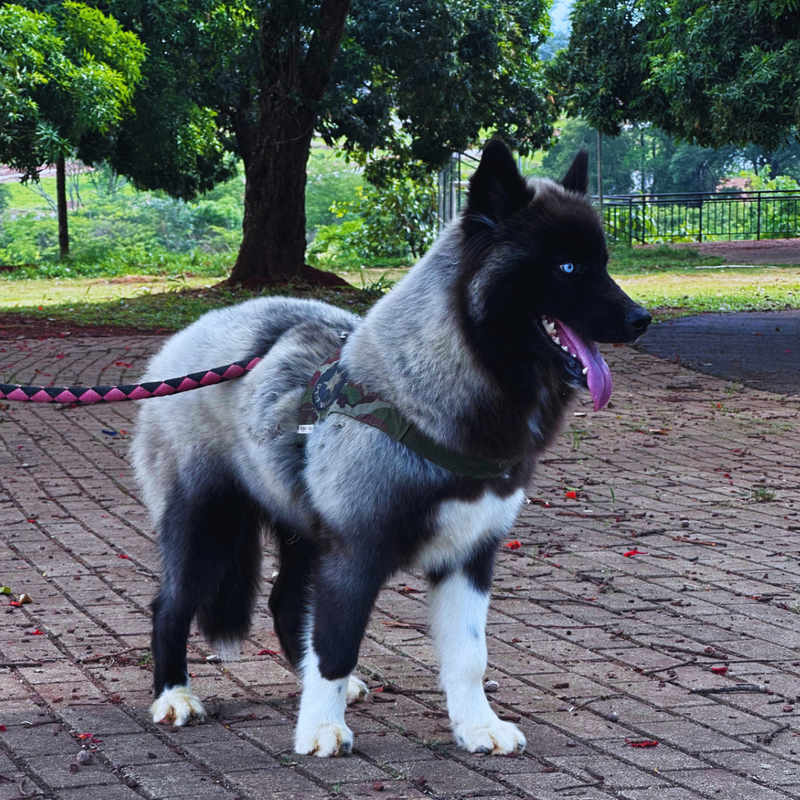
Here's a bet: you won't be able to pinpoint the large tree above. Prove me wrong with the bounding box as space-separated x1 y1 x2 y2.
551 0 800 152
0 2 144 256
57 0 555 285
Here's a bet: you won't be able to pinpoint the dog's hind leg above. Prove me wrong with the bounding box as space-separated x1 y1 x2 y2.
428 540 526 755
293 545 386 757
268 529 315 667
150 470 262 727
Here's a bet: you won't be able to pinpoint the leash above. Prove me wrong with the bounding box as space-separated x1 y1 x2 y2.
2 348 517 480
0 358 261 405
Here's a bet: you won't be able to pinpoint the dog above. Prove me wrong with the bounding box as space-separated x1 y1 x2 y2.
131 139 651 757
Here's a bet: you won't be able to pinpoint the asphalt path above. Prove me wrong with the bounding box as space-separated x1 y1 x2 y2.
636 309 800 396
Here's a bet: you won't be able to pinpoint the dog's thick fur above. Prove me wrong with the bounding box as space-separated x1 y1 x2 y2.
132 141 650 756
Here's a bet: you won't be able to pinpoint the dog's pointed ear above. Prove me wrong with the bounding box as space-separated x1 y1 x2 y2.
561 150 590 194
464 139 531 229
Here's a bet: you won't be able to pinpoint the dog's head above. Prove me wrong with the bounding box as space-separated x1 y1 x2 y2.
457 138 651 411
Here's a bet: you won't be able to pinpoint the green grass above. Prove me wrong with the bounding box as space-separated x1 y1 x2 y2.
0 275 389 332
3 244 800 333
608 243 727 273
3 251 234 281
617 267 800 318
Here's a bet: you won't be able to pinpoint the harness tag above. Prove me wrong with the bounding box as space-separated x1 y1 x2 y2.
297 424 315 435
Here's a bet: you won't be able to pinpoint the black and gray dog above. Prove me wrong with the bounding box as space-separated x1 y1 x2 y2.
131 140 650 756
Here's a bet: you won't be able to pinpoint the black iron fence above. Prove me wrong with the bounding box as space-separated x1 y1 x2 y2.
603 189 800 245
437 153 800 243
437 151 480 232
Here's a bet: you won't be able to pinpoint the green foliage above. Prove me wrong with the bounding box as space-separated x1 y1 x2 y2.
644 0 800 149
305 146 362 230
71 0 249 199
309 166 436 265
0 3 145 176
552 0 800 151
62 0 555 194
542 117 800 196
548 0 649 137
0 164 241 275
321 0 557 170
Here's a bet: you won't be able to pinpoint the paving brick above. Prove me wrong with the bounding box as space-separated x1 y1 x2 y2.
662 767 796 799
4 334 800 799
225 766 335 799
26 752 117 789
120 761 232 798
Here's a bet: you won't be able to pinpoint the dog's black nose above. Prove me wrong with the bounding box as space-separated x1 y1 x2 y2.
626 306 652 335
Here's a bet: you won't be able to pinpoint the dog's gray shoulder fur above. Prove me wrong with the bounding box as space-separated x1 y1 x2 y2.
344 223 498 453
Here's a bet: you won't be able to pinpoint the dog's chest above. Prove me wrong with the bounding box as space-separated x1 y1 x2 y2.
413 489 525 573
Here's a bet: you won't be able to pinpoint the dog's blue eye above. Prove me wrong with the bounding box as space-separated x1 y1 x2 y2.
559 262 575 274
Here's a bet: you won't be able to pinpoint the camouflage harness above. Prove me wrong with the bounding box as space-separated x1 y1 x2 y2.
296 350 519 480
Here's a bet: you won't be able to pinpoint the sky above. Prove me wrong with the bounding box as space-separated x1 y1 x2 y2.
550 0 573 31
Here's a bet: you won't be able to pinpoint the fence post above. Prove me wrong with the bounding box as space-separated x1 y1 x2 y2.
641 194 646 244
698 196 703 243
757 192 761 240
629 197 633 248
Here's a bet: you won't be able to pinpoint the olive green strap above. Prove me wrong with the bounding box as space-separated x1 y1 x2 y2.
296 351 519 479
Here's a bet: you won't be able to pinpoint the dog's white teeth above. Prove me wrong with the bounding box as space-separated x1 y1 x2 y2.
571 352 577 358
561 345 569 352
582 366 589 375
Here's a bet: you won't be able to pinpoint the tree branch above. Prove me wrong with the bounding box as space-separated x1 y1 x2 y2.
301 0 352 101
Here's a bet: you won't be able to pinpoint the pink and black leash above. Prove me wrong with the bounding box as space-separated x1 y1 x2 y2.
0 358 262 405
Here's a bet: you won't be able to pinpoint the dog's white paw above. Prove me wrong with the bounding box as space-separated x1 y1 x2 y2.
346 675 368 705
454 717 526 755
295 722 353 757
151 685 206 726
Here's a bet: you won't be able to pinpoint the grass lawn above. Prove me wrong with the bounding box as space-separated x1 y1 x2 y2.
2 246 800 333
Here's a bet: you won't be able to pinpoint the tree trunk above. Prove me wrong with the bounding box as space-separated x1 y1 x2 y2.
226 0 352 287
227 113 316 286
56 155 69 258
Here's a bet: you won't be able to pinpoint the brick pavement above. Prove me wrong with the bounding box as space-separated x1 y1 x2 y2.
1 331 800 799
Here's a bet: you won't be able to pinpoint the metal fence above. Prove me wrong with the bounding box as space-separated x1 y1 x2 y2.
603 189 800 246
437 151 480 231
438 154 800 244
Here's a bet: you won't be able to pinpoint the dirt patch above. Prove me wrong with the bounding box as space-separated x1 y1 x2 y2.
0 314 167 340
638 237 800 264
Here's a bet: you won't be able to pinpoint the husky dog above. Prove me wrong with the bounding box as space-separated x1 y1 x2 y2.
131 140 650 757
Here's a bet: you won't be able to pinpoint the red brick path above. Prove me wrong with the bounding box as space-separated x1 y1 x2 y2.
1 335 799 799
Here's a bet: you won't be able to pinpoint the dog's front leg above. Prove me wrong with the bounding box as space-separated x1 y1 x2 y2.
429 568 526 755
295 626 352 758
294 548 384 757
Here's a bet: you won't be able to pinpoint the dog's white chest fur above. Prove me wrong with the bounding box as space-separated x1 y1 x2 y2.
414 489 525 573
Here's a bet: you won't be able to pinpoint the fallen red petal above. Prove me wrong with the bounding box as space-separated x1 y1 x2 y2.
257 649 279 656
623 550 647 557
504 540 522 550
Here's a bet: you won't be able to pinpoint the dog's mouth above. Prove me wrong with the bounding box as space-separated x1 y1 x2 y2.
540 315 613 411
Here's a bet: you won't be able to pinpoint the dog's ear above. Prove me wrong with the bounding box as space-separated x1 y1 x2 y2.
464 139 531 231
561 150 589 194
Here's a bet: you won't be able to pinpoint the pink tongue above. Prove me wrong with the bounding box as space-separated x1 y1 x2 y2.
552 319 613 411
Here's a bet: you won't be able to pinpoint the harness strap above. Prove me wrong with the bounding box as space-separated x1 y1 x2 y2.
296 350 519 480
